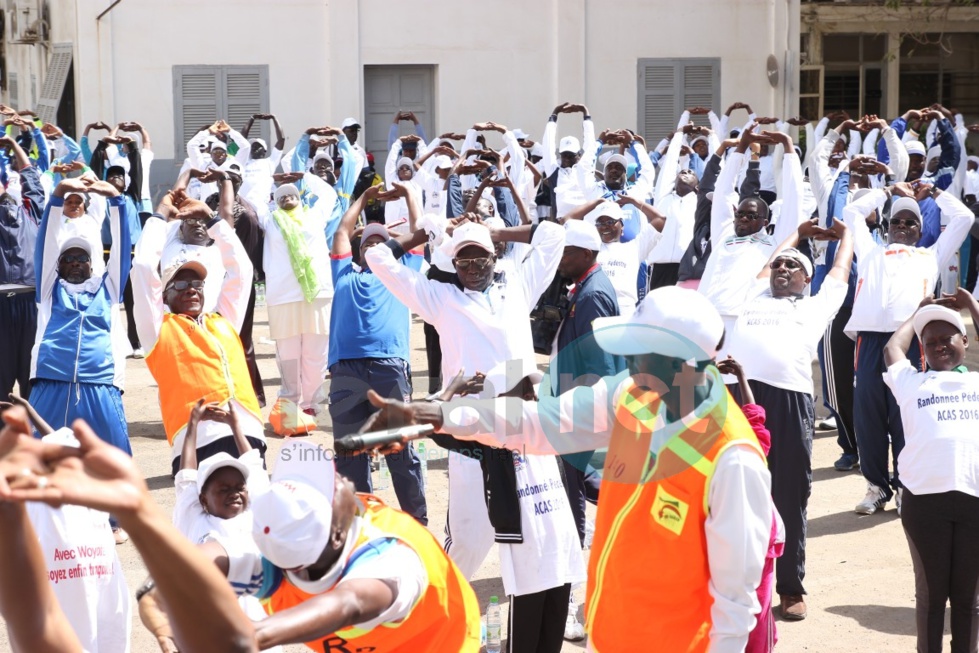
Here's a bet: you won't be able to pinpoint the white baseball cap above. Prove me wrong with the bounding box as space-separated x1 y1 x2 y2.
593 286 725 361
251 138 268 150
251 442 337 570
559 136 581 154
274 183 300 201
341 117 361 129
905 140 926 157
60 235 93 256
604 154 628 172
585 201 624 224
913 304 967 341
564 220 601 251
360 222 389 243
396 156 414 170
434 155 453 169
513 129 529 141
209 140 228 152
197 452 250 490
161 256 208 288
890 197 922 223
772 247 814 277
450 222 495 257
530 143 545 158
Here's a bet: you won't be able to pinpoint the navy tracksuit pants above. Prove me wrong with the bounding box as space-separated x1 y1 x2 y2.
853 331 921 501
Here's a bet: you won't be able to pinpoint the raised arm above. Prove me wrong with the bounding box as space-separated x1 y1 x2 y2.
842 186 886 260
332 185 380 258
130 214 169 350
88 180 130 301
212 218 254 332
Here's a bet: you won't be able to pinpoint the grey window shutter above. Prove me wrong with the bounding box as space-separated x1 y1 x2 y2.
174 67 220 151
31 74 37 106
8 73 18 109
681 61 719 128
224 67 269 142
36 43 73 124
639 61 677 144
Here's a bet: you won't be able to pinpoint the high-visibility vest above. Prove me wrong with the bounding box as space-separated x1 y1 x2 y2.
586 377 765 652
262 494 481 652
145 313 262 444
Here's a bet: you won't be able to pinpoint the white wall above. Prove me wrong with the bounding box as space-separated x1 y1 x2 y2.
5 0 798 189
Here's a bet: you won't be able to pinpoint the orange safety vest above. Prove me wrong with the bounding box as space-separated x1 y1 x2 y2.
263 494 481 652
145 313 262 444
586 376 765 652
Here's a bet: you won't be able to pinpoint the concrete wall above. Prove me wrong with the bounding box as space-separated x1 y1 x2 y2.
4 0 798 195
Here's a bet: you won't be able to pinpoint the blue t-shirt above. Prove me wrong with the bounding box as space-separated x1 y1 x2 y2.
328 250 423 367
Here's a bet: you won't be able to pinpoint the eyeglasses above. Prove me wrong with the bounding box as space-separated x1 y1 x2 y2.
182 218 207 227
594 217 621 227
166 279 204 293
454 257 494 271
770 258 803 271
735 210 764 220
890 218 920 228
59 253 91 264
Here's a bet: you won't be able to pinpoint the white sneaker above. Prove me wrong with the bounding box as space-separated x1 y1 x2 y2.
564 595 585 641
855 483 888 515
130 347 145 359
816 416 837 431
896 487 904 517
584 517 595 549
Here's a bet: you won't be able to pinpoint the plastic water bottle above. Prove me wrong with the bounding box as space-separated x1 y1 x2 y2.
255 281 266 307
486 596 501 653
375 454 391 491
416 441 428 489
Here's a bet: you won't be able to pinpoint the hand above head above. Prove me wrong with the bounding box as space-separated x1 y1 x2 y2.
890 181 916 198
687 106 711 115
552 102 572 116
785 116 810 126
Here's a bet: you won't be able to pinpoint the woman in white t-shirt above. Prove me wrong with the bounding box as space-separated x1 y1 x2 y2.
883 291 979 653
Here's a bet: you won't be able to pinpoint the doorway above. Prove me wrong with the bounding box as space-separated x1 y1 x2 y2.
363 65 435 174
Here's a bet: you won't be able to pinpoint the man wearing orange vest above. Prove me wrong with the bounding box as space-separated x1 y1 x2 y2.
207 441 481 652
132 198 267 476
364 286 773 652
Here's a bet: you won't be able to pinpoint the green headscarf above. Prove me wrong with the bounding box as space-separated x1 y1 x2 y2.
271 204 319 303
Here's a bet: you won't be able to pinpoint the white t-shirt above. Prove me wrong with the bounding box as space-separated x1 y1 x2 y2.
257 201 334 306
729 276 848 395
25 503 131 653
597 221 661 318
499 452 586 596
885 359 979 497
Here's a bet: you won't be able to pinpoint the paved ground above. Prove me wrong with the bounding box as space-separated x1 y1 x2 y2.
2 303 958 652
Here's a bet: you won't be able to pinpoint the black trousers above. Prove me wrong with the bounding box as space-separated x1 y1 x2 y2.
819 305 857 456
507 583 571 653
647 262 681 291
239 284 266 405
123 274 140 350
733 381 813 596
902 489 979 653
0 291 37 399
423 322 442 394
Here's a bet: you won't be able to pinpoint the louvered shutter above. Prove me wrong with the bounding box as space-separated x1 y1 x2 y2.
36 43 72 124
174 67 220 148
225 67 269 142
639 62 676 143
638 59 719 141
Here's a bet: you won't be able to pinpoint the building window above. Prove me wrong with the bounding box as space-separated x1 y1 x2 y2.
820 33 885 118
900 33 979 117
637 58 720 143
172 65 269 155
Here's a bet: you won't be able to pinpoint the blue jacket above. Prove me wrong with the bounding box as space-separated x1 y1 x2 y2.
811 171 858 306
33 195 132 386
0 165 44 286
292 134 359 247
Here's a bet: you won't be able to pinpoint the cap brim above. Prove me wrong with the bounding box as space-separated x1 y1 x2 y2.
451 240 495 257
592 319 715 360
913 306 967 341
200 458 251 488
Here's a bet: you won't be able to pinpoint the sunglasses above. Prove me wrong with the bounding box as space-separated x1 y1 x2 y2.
59 253 91 264
770 258 803 271
736 210 765 220
166 279 204 293
595 217 621 227
182 218 207 227
890 218 920 228
454 257 494 271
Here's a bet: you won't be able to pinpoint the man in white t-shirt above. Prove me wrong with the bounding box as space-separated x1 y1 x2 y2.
565 200 662 318
728 218 853 620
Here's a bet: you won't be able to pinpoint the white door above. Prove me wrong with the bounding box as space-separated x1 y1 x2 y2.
364 65 435 175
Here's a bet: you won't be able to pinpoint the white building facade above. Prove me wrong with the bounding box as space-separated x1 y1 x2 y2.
1 0 800 196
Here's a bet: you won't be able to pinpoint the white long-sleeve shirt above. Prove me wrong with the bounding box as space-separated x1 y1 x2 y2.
365 221 565 395
439 366 770 653
699 151 806 318
843 189 973 336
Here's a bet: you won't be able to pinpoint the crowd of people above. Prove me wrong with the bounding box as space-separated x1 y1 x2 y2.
1 96 979 653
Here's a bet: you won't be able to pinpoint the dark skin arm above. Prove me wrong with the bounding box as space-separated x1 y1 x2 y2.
0 394 53 436
0 135 31 170
716 357 754 405
617 195 665 232
179 399 207 472
212 170 236 229
884 303 926 368
332 185 382 258
254 578 397 649
561 198 603 223
390 181 428 251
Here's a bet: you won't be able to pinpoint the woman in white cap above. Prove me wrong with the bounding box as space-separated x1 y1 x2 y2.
883 289 979 652
263 182 334 435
